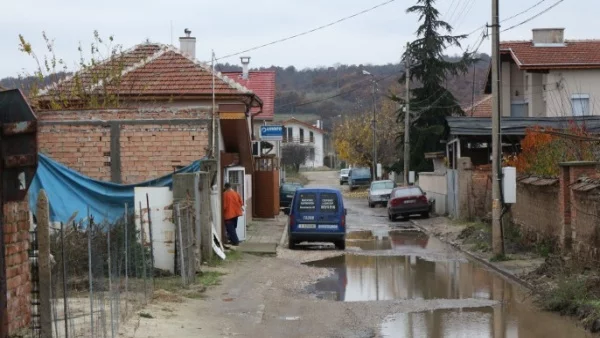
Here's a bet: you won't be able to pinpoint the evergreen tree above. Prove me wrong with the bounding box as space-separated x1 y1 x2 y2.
393 0 477 172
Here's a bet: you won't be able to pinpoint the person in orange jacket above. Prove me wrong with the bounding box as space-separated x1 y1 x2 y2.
223 183 243 246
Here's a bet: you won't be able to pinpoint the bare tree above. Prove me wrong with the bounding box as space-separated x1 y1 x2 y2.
281 143 313 172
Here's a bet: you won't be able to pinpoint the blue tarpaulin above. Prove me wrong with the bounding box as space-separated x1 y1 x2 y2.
29 153 203 224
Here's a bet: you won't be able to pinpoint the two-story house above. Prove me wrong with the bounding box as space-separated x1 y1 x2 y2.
488 28 600 117
282 118 326 168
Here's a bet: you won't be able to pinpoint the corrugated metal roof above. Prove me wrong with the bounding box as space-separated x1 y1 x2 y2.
447 116 600 136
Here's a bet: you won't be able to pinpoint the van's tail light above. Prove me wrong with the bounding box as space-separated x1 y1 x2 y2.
289 212 295 228
341 213 346 228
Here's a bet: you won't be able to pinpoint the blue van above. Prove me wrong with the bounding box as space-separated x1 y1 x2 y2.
288 188 347 250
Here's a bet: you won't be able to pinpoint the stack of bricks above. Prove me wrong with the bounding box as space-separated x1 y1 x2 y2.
4 200 31 334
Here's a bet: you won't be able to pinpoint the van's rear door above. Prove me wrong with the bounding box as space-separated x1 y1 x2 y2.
317 192 342 232
293 191 319 231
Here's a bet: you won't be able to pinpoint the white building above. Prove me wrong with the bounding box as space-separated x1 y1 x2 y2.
282 118 326 168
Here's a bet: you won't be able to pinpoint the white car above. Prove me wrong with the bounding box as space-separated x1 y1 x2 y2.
368 180 396 208
339 168 350 185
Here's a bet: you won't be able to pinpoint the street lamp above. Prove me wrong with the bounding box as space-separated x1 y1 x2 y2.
362 70 378 179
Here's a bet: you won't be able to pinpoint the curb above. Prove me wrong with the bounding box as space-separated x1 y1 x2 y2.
410 219 535 291
279 218 288 248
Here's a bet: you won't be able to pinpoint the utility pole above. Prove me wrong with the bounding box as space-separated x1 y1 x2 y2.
403 42 411 186
372 78 377 180
491 0 504 256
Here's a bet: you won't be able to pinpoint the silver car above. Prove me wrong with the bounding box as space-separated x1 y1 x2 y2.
339 168 350 185
367 180 395 208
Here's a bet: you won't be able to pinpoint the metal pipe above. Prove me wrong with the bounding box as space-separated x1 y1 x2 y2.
139 202 148 301
404 43 411 186
107 219 114 338
145 194 155 288
61 222 69 338
175 204 186 285
124 204 128 318
87 207 94 337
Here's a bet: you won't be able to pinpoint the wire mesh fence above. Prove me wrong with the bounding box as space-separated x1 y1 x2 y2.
31 206 154 338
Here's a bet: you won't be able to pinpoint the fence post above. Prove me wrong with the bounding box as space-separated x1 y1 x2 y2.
87 207 94 337
175 204 186 285
145 193 155 286
36 190 52 338
199 173 213 261
123 204 129 319
139 202 148 302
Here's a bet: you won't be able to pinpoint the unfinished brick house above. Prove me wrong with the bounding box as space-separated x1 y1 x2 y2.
34 31 264 238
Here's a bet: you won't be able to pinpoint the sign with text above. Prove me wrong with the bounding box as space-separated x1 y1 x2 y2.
260 125 283 141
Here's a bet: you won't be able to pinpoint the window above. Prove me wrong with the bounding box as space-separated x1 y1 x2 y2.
394 187 423 198
299 128 305 143
510 102 528 117
309 131 314 143
572 94 590 116
286 127 293 142
319 193 338 213
297 192 316 211
371 181 395 191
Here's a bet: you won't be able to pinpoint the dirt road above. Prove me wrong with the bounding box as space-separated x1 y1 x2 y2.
120 171 593 338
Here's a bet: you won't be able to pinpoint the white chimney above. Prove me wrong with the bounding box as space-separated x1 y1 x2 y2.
179 28 196 59
532 28 565 47
240 56 251 80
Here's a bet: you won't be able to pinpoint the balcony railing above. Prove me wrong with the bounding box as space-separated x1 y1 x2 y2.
283 136 314 143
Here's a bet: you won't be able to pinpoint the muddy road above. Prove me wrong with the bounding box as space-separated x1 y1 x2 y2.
123 171 594 337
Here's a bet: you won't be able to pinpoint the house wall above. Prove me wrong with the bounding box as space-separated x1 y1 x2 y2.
38 108 211 183
5 200 31 334
545 69 600 117
284 123 324 168
511 183 561 245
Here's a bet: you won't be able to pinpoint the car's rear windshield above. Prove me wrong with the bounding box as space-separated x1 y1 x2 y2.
394 187 423 198
371 181 394 190
319 193 339 213
297 192 317 211
351 168 371 176
282 184 301 192
341 169 350 174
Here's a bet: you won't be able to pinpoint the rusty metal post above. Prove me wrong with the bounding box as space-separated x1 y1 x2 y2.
145 194 155 285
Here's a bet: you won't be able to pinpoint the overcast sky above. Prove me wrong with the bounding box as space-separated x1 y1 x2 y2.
0 0 593 78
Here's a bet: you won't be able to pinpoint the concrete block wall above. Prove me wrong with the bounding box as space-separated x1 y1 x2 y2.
4 200 31 334
511 182 561 246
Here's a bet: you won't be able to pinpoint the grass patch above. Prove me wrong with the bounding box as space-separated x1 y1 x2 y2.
206 250 242 267
198 271 224 287
490 253 511 262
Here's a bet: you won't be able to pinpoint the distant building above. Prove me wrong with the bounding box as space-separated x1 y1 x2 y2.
282 118 326 168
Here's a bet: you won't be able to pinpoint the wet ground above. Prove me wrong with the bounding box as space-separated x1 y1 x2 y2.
297 171 594 337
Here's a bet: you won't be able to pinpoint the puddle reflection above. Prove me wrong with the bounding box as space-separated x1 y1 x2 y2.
305 232 592 337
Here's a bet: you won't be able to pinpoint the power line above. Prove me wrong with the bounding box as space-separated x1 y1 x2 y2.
502 0 565 32
453 0 477 32
214 0 399 61
462 0 549 36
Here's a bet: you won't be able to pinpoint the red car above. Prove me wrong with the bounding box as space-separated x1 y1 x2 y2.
387 186 431 221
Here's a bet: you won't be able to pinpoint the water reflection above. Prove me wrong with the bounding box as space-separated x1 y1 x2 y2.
305 232 592 337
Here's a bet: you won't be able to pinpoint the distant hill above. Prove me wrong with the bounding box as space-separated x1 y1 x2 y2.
1 54 490 130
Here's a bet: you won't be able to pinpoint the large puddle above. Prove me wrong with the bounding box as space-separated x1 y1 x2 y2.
304 231 593 337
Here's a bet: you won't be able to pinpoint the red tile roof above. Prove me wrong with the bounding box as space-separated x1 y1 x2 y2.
39 44 260 102
501 40 600 69
462 95 492 118
223 71 276 120
283 118 324 133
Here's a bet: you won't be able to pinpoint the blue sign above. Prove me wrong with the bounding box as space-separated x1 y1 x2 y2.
260 125 283 141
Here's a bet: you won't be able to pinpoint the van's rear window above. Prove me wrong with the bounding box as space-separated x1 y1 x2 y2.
298 193 316 211
319 193 338 213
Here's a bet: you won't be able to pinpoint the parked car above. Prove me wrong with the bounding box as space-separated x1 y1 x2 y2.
348 167 372 190
387 185 431 221
339 168 350 185
368 180 395 208
280 182 303 214
288 188 347 250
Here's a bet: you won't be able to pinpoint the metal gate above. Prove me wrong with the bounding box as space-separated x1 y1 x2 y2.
447 169 459 218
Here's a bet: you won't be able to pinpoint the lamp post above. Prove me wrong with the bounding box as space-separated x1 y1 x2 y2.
362 70 378 179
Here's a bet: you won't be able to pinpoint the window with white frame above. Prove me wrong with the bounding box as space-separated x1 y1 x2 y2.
571 94 590 116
